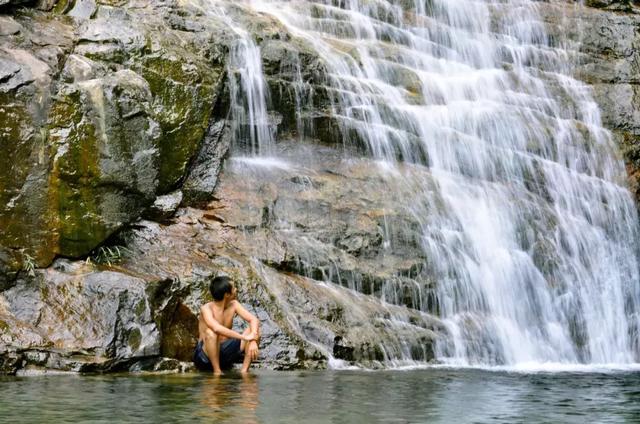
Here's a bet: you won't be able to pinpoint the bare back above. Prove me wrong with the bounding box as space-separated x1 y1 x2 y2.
198 300 237 342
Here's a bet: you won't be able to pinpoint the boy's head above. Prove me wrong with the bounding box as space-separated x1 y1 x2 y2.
209 276 236 301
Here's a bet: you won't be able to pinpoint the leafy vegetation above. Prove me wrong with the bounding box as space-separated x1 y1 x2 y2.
87 246 131 266
22 254 37 277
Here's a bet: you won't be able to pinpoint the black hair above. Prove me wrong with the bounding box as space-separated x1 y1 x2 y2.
210 276 233 301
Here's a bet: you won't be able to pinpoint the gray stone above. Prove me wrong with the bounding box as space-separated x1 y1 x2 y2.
540 1 640 200
145 190 184 222
0 267 160 372
0 17 22 36
0 49 44 93
60 54 100 83
77 13 146 54
68 0 97 20
182 120 231 205
0 56 21 89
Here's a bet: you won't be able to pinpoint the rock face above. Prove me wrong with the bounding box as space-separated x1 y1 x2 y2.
0 12 76 282
0 144 445 374
0 0 349 373
0 1 231 276
0 0 333 278
0 261 160 372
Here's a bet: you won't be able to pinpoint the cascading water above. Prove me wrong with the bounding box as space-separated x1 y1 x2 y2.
213 0 640 367
227 36 277 157
200 4 277 157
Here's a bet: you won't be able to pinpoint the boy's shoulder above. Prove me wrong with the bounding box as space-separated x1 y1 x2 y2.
225 299 240 311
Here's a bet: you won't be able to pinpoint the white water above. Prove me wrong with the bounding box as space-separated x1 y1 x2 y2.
190 0 277 156
210 0 640 368
228 36 277 156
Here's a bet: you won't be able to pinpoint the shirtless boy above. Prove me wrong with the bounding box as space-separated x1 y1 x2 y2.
193 276 260 374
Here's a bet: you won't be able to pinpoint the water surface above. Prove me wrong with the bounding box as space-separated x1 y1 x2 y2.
1 369 639 423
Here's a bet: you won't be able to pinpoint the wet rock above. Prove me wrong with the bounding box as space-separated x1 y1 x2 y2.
0 13 75 270
182 119 231 205
1 144 446 373
0 349 23 375
47 70 160 256
59 54 101 83
159 302 197 362
144 191 183 222
541 1 640 200
210 143 436 308
0 0 334 275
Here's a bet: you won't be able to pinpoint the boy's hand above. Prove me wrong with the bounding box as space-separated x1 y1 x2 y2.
247 340 259 361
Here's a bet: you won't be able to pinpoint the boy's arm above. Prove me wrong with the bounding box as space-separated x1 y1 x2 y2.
201 305 251 341
233 301 260 340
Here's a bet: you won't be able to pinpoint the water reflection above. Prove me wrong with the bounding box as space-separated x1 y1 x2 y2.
198 374 259 423
1 370 639 423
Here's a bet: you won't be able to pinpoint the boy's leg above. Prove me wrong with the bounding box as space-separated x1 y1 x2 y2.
240 327 260 373
203 328 222 374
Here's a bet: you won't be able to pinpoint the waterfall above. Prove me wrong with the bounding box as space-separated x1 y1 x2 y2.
213 0 640 367
194 1 277 156
228 36 277 156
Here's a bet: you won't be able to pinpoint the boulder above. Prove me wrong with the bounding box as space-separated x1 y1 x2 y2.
0 260 159 373
0 0 229 273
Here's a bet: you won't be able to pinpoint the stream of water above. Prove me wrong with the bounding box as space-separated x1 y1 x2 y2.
205 0 640 368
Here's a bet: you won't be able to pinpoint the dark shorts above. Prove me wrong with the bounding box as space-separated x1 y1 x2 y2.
193 338 244 371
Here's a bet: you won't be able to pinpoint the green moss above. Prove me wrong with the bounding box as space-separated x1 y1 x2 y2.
135 299 146 317
53 0 75 15
128 328 142 351
0 92 57 269
47 88 105 257
0 320 9 332
139 54 220 191
40 283 50 299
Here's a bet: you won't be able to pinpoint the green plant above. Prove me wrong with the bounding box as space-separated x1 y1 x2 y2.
87 245 131 266
22 254 36 277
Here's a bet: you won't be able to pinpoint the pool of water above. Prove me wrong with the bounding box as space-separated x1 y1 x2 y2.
1 369 639 423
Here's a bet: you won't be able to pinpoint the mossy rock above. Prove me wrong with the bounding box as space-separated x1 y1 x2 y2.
138 51 222 192
47 71 159 257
